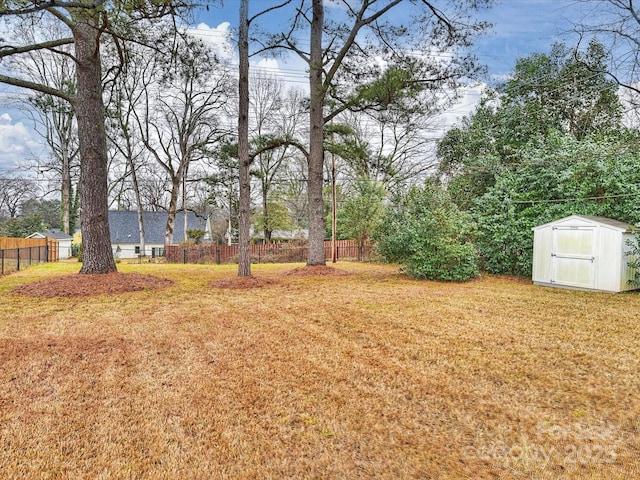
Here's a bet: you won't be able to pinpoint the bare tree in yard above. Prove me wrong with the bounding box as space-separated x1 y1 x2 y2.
264 0 492 265
103 39 162 257
250 73 306 244
334 107 442 192
0 0 188 273
9 18 79 235
135 32 231 248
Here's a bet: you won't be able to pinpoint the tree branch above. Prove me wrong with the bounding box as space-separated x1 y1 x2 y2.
0 73 74 104
0 0 105 16
0 37 74 59
248 0 292 24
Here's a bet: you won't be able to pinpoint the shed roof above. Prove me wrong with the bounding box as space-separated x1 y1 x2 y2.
28 229 74 241
533 215 633 233
108 210 207 244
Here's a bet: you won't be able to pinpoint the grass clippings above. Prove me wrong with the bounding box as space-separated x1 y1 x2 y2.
210 275 279 289
12 272 174 297
1 261 639 479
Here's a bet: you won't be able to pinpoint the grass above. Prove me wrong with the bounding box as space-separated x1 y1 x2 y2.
1 261 639 479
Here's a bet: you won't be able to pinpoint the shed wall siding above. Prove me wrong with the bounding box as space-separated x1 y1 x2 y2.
532 215 639 293
532 228 552 284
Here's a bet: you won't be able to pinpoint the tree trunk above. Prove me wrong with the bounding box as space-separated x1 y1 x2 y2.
237 0 252 277
262 188 271 245
72 13 116 274
183 163 189 245
131 169 146 257
165 176 181 247
307 0 327 266
61 150 71 234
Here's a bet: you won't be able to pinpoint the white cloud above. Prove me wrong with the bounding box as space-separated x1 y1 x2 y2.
0 111 41 171
437 82 487 129
187 22 235 61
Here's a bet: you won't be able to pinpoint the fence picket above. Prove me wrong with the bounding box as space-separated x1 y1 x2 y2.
0 237 54 276
165 240 375 264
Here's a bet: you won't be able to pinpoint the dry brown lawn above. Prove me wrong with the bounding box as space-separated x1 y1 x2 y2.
1 261 639 479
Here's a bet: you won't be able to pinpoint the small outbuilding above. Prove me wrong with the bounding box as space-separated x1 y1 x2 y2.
532 215 639 293
27 229 74 260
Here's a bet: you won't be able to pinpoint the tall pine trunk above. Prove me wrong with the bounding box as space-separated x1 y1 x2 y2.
307 0 327 266
72 12 116 274
237 0 252 276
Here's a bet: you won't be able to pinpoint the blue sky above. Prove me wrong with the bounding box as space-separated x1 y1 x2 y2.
0 0 594 174
191 0 586 81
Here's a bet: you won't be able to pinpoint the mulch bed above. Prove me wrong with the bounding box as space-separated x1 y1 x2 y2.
12 273 174 298
11 264 350 297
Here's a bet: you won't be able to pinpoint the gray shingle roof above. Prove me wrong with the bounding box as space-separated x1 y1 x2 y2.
108 210 207 244
29 229 74 240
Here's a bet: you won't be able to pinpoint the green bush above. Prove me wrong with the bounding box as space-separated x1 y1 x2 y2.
472 134 640 276
375 183 480 282
627 230 640 287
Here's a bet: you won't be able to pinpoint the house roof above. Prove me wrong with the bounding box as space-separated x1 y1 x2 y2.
108 210 208 245
533 215 634 233
28 229 74 241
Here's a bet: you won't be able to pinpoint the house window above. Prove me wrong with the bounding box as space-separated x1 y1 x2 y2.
135 246 140 255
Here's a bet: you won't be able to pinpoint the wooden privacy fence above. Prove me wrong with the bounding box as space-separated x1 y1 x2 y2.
165 240 375 265
0 237 57 276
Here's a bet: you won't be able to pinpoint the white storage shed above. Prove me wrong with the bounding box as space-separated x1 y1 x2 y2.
27 229 74 260
532 215 639 293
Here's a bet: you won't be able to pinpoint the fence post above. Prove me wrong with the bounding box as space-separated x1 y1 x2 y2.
17 248 20 271
183 248 188 264
1 249 4 275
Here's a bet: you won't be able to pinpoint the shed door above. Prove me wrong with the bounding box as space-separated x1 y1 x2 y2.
551 226 595 289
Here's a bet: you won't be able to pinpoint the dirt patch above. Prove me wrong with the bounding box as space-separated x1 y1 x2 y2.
12 273 174 298
284 265 350 277
209 276 279 289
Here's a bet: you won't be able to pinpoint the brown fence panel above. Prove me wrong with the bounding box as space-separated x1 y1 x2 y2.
47 238 58 262
0 237 53 276
0 237 47 249
165 240 374 265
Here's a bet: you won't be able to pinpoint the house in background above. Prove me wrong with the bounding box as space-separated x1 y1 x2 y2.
27 229 74 260
532 215 639 293
250 227 309 244
109 210 210 259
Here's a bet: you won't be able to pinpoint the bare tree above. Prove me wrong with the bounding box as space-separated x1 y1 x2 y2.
250 74 306 244
135 32 231 247
0 1 187 273
0 176 38 218
571 0 640 120
336 107 443 192
265 0 492 265
8 18 79 235
103 36 164 257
